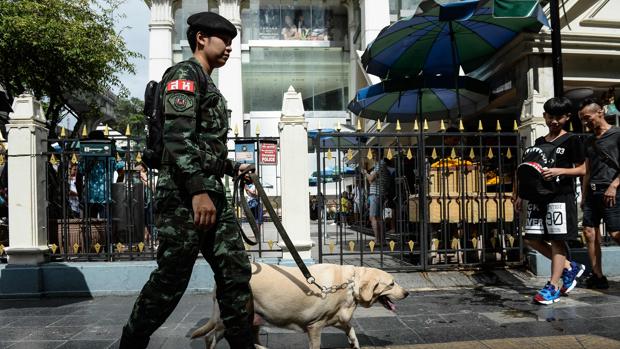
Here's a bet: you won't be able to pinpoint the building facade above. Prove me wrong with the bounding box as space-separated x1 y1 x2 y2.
146 0 397 195
469 0 620 145
145 0 620 195
147 0 392 140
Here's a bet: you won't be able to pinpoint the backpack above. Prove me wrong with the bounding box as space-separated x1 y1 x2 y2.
517 133 572 202
142 61 207 170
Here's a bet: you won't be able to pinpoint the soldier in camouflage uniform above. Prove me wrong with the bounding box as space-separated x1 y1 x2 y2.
119 12 255 349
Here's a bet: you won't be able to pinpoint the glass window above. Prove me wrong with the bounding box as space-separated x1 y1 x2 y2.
241 0 347 44
389 0 423 20
389 0 399 17
181 46 192 61
260 3 282 39
242 47 348 112
173 0 211 45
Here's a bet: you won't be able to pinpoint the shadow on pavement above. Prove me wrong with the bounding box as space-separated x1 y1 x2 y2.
0 263 92 301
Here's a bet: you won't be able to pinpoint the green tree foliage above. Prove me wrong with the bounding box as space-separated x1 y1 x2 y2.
112 96 145 139
0 0 140 131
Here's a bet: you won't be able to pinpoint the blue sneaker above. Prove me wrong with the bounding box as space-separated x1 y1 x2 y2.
561 261 585 295
534 282 561 305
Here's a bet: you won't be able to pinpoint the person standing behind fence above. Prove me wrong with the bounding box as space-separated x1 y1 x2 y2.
578 98 620 289
119 12 255 349
68 163 81 218
245 178 262 229
134 162 155 247
515 97 586 305
362 152 391 244
338 191 350 227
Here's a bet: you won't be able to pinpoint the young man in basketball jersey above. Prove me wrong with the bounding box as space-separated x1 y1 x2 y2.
515 97 586 304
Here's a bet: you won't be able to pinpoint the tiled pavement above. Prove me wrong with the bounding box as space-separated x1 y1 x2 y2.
1 273 620 349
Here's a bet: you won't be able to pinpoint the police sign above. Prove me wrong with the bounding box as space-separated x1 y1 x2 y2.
259 142 277 165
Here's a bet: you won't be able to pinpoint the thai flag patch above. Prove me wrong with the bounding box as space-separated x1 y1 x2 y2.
166 79 195 93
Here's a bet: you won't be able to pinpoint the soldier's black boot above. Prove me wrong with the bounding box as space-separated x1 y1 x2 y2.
119 325 150 349
224 326 255 349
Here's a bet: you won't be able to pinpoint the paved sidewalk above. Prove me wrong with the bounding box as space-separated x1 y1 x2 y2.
1 269 620 349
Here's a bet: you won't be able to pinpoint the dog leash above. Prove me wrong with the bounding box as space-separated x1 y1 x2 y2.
233 168 329 293
232 166 261 246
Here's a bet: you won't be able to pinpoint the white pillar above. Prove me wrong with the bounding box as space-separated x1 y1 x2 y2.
346 0 360 102
218 0 244 139
5 95 49 265
360 0 390 49
278 86 313 261
518 57 555 146
147 0 175 81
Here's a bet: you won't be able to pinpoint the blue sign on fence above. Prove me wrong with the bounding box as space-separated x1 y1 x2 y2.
235 141 255 164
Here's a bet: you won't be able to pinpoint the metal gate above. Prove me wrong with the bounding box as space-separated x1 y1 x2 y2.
45 132 157 261
314 128 523 271
41 133 284 262
230 136 283 259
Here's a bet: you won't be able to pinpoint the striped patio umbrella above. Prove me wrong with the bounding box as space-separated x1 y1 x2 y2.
348 76 489 122
307 128 368 152
361 0 548 79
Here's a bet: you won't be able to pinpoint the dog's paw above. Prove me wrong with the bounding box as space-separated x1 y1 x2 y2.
204 336 217 349
255 345 268 349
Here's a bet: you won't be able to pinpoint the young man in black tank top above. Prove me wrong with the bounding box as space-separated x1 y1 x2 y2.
515 97 586 304
579 98 620 289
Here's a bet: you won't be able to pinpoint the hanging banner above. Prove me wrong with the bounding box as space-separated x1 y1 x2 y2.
235 141 255 164
260 142 277 165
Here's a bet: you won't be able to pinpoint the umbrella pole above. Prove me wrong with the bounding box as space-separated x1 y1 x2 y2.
550 0 564 97
448 21 462 124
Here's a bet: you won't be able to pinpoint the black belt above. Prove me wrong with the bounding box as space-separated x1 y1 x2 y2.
232 167 326 292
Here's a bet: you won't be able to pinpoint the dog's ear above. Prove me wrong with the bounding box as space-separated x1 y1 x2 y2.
360 281 377 304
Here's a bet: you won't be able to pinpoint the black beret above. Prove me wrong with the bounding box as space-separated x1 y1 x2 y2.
187 12 237 39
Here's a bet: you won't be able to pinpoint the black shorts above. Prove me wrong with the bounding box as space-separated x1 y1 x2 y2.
583 187 620 232
524 192 579 241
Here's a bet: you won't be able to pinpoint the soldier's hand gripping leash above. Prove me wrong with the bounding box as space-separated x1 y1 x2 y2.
233 166 330 293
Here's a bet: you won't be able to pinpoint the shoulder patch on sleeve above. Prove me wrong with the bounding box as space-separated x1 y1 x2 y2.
167 93 194 112
166 79 195 93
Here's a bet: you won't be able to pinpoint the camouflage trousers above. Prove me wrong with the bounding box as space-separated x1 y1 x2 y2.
122 189 253 347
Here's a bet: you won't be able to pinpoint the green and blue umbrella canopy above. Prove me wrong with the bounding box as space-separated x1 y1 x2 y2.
348 76 489 122
362 0 548 79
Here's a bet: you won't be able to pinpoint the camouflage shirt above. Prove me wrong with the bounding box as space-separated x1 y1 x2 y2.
158 57 236 196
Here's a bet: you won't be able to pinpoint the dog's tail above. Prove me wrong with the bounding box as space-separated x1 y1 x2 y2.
191 319 216 339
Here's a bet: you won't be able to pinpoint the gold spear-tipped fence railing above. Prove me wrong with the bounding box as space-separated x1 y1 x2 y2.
41 125 156 261
314 118 526 271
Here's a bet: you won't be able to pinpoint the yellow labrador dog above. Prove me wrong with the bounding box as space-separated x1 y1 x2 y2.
191 263 409 349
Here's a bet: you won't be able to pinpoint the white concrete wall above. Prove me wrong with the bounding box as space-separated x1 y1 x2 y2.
218 0 245 141
5 95 49 265
346 1 360 102
559 0 620 35
552 0 620 87
279 87 312 260
360 0 390 49
148 0 174 81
